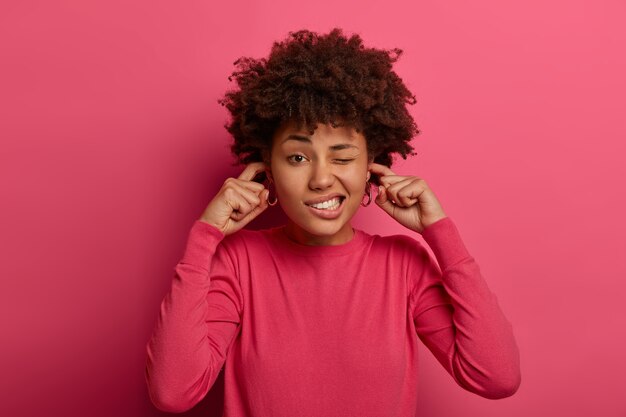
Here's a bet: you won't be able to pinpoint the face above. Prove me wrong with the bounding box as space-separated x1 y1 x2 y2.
267 120 372 246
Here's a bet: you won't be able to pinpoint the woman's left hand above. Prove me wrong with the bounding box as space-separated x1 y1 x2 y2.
368 163 448 234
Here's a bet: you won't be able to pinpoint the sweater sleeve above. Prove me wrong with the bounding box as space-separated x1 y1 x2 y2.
408 217 521 399
145 220 244 412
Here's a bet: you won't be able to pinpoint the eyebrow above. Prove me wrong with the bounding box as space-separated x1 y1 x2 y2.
281 134 358 151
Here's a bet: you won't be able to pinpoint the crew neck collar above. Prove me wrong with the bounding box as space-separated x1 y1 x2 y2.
269 225 368 256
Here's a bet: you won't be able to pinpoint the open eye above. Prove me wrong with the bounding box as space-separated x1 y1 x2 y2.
287 154 307 164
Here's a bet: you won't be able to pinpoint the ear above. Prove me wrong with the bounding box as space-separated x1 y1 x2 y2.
366 157 374 182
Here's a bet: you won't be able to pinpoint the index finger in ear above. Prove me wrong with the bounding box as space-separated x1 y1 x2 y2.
377 174 414 187
368 162 396 177
238 161 267 182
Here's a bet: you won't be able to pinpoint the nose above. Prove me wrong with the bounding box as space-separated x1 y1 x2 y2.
308 160 335 191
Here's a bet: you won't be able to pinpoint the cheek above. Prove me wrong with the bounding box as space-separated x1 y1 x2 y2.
338 168 368 192
272 173 301 200
274 183 293 201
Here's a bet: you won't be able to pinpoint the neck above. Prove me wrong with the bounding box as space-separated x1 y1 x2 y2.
283 221 355 246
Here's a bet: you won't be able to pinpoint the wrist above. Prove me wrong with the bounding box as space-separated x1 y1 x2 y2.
199 216 223 231
423 214 448 230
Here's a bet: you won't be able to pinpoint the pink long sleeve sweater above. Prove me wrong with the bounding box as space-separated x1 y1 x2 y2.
145 217 521 416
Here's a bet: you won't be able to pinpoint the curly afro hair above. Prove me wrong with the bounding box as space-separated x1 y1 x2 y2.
218 27 420 185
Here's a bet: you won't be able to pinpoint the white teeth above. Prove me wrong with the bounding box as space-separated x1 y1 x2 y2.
309 197 341 210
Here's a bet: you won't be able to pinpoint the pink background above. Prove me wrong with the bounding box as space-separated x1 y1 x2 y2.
1 1 625 416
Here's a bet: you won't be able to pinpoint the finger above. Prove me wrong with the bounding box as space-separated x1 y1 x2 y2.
378 174 416 187
223 185 254 217
396 186 420 207
239 184 264 207
235 191 270 224
386 178 420 207
237 161 267 182
228 201 253 221
223 177 265 200
375 185 396 216
368 162 396 177
231 188 269 222
228 182 263 210
233 177 265 193
260 189 270 209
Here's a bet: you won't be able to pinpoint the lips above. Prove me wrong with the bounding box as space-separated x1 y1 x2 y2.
305 194 346 220
308 197 342 210
304 193 346 206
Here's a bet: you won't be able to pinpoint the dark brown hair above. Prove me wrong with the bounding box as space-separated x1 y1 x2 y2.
218 28 420 184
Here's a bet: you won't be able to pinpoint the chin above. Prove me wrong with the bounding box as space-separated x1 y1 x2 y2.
309 223 346 237
290 214 355 243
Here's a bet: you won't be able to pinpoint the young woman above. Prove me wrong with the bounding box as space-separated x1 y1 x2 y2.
145 28 521 416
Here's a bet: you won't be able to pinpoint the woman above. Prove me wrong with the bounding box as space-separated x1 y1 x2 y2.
145 28 521 416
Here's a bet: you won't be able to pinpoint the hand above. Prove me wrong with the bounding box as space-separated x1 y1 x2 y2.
369 163 448 234
199 162 270 236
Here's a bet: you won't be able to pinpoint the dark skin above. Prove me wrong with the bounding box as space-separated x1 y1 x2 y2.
369 162 448 234
199 162 269 236
199 161 448 236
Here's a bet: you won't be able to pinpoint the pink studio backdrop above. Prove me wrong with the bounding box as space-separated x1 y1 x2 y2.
1 1 625 416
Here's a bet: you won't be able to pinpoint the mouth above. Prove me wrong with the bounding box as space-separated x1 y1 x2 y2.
304 196 345 210
304 196 346 220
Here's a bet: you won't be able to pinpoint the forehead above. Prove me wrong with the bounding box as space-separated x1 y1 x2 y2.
273 120 365 147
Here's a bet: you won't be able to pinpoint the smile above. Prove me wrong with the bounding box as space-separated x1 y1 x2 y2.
306 197 343 210
304 196 346 220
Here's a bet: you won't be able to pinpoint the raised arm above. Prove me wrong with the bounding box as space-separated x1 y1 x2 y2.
145 220 243 412
145 162 269 411
409 217 521 399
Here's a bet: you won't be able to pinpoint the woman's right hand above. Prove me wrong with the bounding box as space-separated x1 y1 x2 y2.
199 162 271 236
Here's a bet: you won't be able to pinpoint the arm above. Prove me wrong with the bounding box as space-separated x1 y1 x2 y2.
409 217 521 399
145 220 243 412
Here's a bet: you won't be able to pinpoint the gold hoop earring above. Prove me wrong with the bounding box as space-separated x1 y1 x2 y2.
266 178 278 206
361 181 372 207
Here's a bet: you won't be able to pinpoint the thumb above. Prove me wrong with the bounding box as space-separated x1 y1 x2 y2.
375 185 395 216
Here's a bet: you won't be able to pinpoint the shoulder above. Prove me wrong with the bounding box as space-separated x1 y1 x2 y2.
218 227 272 249
216 226 278 258
361 230 437 276
364 230 428 257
